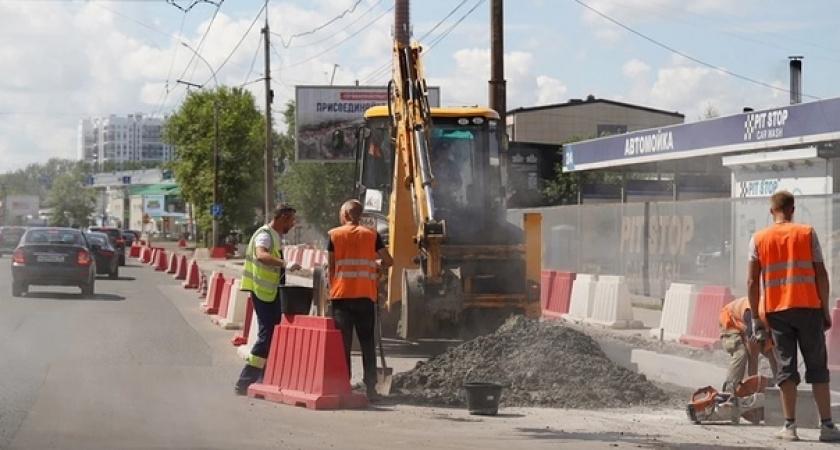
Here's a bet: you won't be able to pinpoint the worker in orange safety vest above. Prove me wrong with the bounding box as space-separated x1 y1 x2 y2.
719 296 777 393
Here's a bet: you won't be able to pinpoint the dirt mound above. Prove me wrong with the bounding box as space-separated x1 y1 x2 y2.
391 316 682 409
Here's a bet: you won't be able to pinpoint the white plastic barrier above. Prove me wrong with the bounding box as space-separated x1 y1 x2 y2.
584 275 643 329
650 283 698 342
218 279 248 330
562 274 598 324
237 307 260 360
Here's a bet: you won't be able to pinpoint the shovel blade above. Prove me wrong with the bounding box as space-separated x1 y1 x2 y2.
376 368 394 396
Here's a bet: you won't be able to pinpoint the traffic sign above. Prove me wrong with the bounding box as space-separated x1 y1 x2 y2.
210 203 222 218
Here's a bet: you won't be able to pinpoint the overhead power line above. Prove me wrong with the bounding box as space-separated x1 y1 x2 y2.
271 0 365 48
201 2 266 87
572 0 821 100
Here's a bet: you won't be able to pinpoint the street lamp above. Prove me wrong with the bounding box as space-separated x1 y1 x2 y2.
177 41 221 249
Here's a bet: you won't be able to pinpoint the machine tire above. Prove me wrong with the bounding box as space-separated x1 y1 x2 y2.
109 264 119 280
399 268 429 340
12 282 25 297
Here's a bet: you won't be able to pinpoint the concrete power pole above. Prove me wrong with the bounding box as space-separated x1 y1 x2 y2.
395 0 410 44
262 3 275 222
489 0 506 126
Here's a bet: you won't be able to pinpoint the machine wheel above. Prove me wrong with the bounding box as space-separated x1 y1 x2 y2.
398 268 429 340
12 282 26 297
109 264 119 280
119 255 126 266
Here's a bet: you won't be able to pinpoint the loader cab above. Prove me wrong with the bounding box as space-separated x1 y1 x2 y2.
355 106 508 245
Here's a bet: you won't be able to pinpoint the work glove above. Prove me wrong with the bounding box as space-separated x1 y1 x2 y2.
750 322 768 344
286 262 302 272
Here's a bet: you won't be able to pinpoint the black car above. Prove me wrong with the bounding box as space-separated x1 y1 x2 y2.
121 230 137 248
85 231 119 279
0 226 26 257
11 227 97 297
87 227 126 266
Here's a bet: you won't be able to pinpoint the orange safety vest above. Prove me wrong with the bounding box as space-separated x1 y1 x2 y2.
753 223 820 313
328 224 379 301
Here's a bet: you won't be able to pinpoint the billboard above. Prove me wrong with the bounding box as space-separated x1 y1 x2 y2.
143 194 165 216
4 195 39 217
295 85 441 163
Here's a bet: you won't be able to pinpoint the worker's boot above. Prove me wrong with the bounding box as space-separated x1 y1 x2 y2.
234 365 262 396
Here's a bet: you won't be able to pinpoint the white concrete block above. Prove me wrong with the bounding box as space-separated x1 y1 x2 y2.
650 283 698 342
218 279 246 330
585 275 643 329
563 273 597 324
764 387 820 429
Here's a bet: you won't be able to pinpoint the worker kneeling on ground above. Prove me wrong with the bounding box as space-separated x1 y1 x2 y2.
327 199 393 401
719 296 777 393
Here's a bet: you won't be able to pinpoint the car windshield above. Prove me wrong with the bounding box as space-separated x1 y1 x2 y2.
25 229 84 245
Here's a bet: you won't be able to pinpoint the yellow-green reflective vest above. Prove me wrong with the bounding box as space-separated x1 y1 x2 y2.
240 225 283 302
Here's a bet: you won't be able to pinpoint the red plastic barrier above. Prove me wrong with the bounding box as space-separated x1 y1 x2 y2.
232 295 254 347
177 239 186 247
212 277 235 322
210 246 228 260
248 315 368 410
154 249 168 271
541 270 576 320
139 247 152 264
129 244 141 258
183 260 200 289
202 272 225 315
174 255 188 280
679 285 734 349
149 248 160 266
166 252 178 274
827 302 840 371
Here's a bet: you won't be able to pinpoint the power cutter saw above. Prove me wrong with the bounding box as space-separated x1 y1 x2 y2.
686 375 770 425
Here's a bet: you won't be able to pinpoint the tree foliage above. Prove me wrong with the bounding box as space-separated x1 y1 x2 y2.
163 87 265 240
44 165 97 227
275 101 356 235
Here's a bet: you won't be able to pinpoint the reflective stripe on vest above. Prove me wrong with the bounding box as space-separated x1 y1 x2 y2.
755 223 820 312
246 354 267 369
240 225 281 303
328 225 378 300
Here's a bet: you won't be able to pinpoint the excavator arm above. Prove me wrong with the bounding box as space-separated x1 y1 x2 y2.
388 41 444 284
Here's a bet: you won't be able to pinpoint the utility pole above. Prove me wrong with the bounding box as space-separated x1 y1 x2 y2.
489 0 506 127
262 3 275 222
213 99 220 246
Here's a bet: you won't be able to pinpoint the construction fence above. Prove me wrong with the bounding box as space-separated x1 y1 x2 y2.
509 194 840 301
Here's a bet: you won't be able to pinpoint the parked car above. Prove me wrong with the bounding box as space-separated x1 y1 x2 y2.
85 231 119 279
11 227 97 297
87 226 126 266
121 230 137 247
0 226 27 257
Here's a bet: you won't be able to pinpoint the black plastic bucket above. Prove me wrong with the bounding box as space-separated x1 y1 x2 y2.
279 286 313 315
463 382 504 416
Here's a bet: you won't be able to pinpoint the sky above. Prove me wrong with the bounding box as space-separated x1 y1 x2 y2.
0 0 838 173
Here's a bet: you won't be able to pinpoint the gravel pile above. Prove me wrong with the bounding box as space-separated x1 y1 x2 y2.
391 316 684 409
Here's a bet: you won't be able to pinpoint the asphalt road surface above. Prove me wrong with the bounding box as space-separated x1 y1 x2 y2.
0 256 822 450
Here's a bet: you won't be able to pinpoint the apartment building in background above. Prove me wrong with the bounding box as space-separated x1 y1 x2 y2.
77 113 174 168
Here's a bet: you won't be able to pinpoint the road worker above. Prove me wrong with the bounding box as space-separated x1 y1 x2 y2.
234 204 300 395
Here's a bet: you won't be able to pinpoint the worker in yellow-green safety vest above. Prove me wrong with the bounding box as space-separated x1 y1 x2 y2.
235 204 301 395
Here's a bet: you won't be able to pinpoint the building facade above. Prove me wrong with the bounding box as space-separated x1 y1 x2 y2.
506 95 685 145
77 114 173 167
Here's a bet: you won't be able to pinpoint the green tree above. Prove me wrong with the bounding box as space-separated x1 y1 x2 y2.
0 158 86 201
275 101 356 235
542 135 633 205
163 86 265 243
44 165 96 227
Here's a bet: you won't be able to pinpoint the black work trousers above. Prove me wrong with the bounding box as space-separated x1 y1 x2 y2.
330 298 377 389
236 290 283 388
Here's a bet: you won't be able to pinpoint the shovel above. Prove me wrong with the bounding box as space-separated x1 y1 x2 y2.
374 303 393 396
